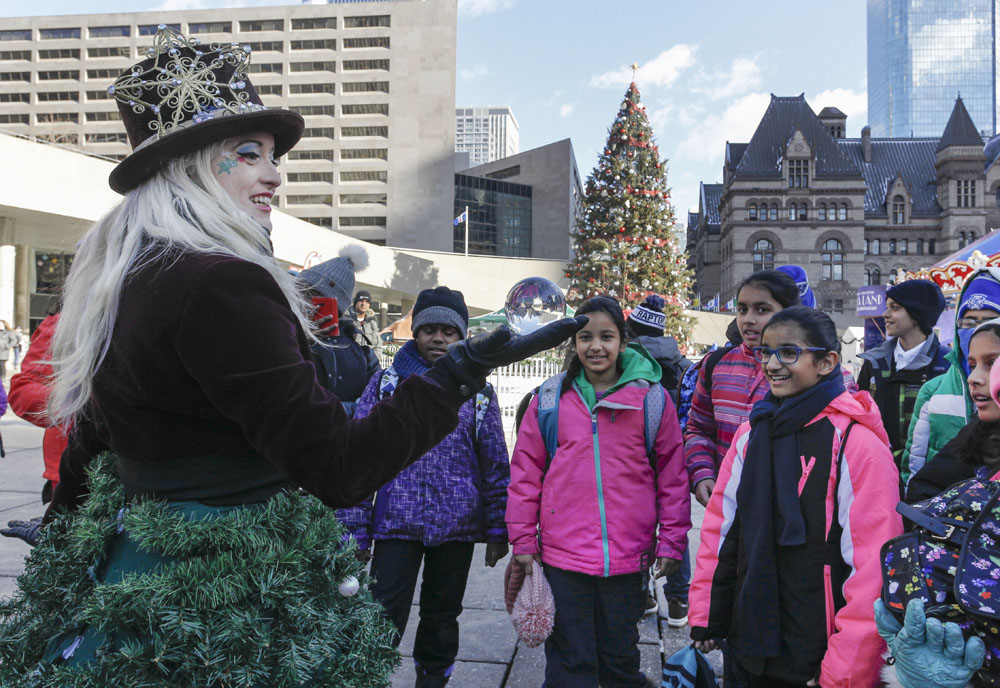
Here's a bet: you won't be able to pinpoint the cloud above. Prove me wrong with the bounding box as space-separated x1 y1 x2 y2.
559 104 574 118
675 92 772 163
459 62 491 81
691 56 763 101
545 90 566 107
591 45 698 89
458 0 516 17
810 87 868 133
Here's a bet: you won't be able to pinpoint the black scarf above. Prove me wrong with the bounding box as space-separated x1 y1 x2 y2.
736 369 845 658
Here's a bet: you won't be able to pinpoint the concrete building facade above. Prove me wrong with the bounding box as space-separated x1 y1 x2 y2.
455 105 518 166
689 94 1000 328
0 0 457 250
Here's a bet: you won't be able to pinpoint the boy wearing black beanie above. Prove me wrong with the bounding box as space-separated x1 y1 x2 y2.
857 279 950 477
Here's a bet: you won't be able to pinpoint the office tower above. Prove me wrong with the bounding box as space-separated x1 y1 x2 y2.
455 105 518 165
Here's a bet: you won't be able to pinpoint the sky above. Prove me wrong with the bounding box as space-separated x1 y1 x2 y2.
1 0 870 225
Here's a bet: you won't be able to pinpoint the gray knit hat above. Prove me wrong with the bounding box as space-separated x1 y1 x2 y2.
298 245 369 314
411 286 468 338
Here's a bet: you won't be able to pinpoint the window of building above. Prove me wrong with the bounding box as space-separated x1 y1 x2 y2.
838 204 848 221
871 267 881 285
85 132 127 143
300 217 333 228
39 28 81 40
768 203 778 221
958 179 977 208
302 127 335 139
822 239 844 280
0 71 30 82
239 19 283 32
287 172 333 184
37 112 78 123
87 46 129 58
138 23 180 36
287 195 333 205
85 111 118 121
788 203 797 221
288 149 332 161
37 91 77 101
344 15 390 28
339 215 387 226
900 238 908 255
341 102 388 116
888 238 896 254
0 92 28 102
798 204 807 221
295 105 336 116
0 30 31 41
88 26 129 38
291 39 336 50
85 90 110 100
752 238 774 271
289 83 336 95
822 299 845 314
959 231 967 249
929 239 936 254
818 203 827 221
256 84 282 96
787 159 809 188
917 238 924 255
39 48 79 60
342 125 388 138
870 238 880 255
892 195 905 224
864 239 870 255
290 61 336 73
340 193 387 205
39 70 79 80
246 41 282 53
342 81 389 94
340 148 387 161
342 59 389 71
87 68 118 79
291 17 336 30
0 50 29 61
748 203 757 221
343 36 390 49
248 62 282 74
0 114 28 124
188 22 231 34
339 170 387 183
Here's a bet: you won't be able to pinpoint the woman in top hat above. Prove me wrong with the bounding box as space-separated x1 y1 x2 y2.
0 27 580 687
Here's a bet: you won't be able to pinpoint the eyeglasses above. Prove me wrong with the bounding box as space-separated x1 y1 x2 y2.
959 316 995 329
752 345 828 365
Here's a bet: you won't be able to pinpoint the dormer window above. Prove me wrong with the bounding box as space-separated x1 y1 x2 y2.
892 195 905 224
788 159 809 188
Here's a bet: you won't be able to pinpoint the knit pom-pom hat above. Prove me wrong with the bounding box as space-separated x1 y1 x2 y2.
510 559 555 648
298 244 369 314
628 294 667 337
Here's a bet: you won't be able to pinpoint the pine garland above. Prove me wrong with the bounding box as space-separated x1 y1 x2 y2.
0 455 398 687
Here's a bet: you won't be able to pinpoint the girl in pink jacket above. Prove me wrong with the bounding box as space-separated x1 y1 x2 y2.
690 307 902 687
506 296 690 687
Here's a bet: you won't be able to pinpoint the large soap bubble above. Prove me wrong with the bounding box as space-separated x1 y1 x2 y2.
504 277 567 335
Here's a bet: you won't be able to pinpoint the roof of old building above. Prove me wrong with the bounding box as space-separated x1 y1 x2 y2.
701 182 724 233
734 95 861 179
837 138 941 217
818 106 847 119
726 142 748 168
937 97 982 152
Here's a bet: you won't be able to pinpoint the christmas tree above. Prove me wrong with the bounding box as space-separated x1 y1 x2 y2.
567 75 694 348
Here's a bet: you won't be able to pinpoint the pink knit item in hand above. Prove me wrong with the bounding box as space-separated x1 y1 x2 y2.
510 560 555 648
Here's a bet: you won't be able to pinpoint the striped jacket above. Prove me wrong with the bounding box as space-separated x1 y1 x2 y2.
683 343 857 488
689 390 901 686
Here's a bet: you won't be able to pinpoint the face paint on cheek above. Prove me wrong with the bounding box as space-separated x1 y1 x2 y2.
216 153 237 175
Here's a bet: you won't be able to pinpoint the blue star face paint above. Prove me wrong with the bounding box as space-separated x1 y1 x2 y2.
216 157 237 174
212 132 281 231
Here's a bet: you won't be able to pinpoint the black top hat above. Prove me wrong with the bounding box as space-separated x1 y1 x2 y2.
107 26 304 194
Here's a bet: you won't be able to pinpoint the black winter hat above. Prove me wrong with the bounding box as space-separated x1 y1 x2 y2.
354 290 372 304
886 279 947 335
411 286 468 338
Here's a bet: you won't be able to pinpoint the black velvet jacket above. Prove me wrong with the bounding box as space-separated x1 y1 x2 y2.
48 250 460 516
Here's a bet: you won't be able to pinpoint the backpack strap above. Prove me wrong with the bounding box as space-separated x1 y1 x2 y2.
643 382 666 469
537 372 567 472
703 344 733 395
826 420 858 563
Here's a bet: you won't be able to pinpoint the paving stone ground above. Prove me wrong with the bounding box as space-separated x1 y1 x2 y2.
0 409 722 687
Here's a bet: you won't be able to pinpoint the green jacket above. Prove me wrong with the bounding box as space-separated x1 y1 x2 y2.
901 267 1000 484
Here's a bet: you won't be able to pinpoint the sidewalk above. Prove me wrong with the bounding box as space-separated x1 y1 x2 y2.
0 414 722 686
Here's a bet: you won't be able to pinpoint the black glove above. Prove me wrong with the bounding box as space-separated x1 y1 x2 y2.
425 316 588 402
1 516 42 547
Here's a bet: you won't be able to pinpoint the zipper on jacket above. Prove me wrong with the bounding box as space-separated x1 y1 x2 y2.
591 410 611 577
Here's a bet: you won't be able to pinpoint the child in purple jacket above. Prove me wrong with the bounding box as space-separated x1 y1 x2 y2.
338 287 510 688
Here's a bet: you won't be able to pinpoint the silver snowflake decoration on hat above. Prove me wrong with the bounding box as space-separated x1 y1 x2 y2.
109 25 263 141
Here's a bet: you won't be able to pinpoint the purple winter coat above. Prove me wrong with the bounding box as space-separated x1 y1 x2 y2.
337 341 510 549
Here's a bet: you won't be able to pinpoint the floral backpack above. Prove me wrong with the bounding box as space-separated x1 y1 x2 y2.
881 475 1000 686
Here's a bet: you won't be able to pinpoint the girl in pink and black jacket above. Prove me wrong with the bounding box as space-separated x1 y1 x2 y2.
689 307 902 688
507 296 690 688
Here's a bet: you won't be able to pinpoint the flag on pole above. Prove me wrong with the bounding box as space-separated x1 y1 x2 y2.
453 210 468 226
706 295 719 312
691 294 701 309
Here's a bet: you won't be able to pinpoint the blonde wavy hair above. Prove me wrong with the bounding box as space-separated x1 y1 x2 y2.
49 140 315 426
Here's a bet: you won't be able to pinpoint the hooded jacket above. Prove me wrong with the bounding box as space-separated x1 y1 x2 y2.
630 334 692 404
689 389 901 687
506 345 691 577
901 268 1000 484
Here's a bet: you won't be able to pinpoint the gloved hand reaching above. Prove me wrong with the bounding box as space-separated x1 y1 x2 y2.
1 516 42 547
425 317 588 401
875 598 985 688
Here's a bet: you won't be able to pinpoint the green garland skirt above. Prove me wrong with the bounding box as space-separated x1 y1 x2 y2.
0 455 399 688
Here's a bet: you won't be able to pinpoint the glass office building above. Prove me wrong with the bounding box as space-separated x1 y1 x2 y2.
868 0 998 137
453 173 532 257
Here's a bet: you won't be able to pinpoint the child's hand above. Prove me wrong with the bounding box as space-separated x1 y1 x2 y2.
514 553 540 574
653 556 680 578
693 639 717 653
695 478 716 507
485 542 509 567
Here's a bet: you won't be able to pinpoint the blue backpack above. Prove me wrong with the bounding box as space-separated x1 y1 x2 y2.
536 371 666 471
